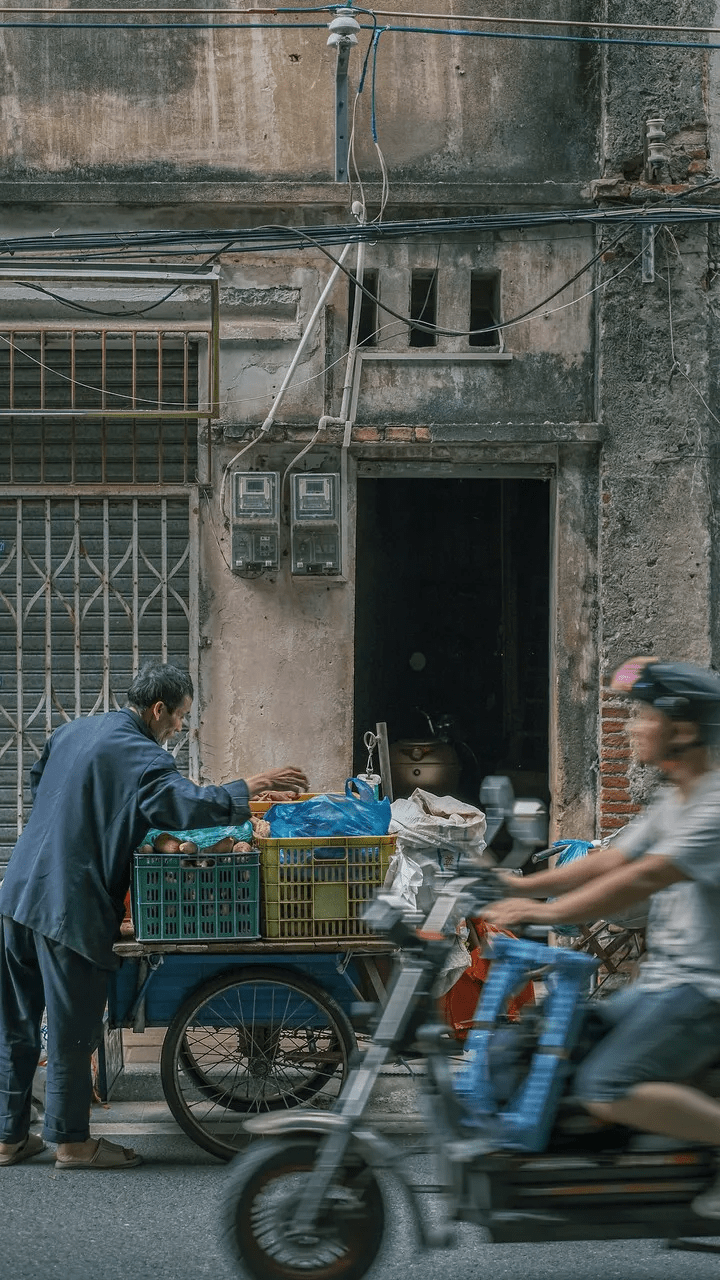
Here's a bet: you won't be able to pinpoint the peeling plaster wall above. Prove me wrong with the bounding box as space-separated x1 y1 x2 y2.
2 0 720 835
0 0 600 182
596 0 718 826
197 445 357 792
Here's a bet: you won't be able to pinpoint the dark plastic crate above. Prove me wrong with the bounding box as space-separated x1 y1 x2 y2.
132 849 260 942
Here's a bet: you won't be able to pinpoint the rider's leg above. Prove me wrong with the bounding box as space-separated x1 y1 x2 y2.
585 1083 720 1144
573 984 720 1217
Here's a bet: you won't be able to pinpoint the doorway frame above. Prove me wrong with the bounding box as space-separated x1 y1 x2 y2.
354 445 600 839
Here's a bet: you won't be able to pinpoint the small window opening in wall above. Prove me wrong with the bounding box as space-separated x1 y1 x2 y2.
409 270 438 347
469 272 500 347
347 269 379 347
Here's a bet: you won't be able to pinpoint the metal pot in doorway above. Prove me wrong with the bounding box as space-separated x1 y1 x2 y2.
389 738 461 799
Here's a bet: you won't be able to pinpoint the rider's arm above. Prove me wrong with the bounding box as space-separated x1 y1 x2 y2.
499 844 628 898
513 852 688 928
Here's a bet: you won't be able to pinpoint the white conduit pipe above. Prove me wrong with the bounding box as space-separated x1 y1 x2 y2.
261 238 354 435
220 238 354 519
282 230 367 509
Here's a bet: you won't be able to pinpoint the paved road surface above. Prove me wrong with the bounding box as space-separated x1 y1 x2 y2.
5 1104 720 1280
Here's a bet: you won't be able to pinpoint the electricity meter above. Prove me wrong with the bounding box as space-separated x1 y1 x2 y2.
290 473 342 575
231 471 280 574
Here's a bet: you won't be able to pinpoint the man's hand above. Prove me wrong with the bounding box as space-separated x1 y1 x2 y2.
246 765 309 798
482 897 550 930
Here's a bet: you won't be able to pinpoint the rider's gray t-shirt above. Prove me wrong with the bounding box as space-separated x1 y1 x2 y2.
613 770 720 1000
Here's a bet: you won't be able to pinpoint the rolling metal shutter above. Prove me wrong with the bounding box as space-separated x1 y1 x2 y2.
0 344 199 870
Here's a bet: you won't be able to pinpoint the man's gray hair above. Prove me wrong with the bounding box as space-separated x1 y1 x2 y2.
127 662 193 713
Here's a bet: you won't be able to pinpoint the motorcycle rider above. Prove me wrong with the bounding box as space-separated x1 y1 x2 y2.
483 657 720 1217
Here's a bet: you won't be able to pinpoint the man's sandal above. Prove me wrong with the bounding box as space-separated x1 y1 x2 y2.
54 1137 143 1171
0 1134 46 1166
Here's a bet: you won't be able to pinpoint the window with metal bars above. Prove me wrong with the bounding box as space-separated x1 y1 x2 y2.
0 335 199 485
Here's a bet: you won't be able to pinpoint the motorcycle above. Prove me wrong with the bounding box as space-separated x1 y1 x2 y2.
220 867 720 1279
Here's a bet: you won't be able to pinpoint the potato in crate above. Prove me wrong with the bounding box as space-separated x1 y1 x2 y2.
258 834 395 940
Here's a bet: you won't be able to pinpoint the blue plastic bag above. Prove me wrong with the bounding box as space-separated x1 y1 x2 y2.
266 777 391 838
548 839 593 935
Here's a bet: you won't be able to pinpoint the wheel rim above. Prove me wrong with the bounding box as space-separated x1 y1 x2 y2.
250 1172 366 1271
164 975 353 1158
227 1142 384 1280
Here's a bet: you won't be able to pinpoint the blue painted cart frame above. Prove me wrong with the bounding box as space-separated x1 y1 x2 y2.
103 939 393 1159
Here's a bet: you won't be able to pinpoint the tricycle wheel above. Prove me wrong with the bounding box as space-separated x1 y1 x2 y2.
160 966 356 1160
221 1137 385 1280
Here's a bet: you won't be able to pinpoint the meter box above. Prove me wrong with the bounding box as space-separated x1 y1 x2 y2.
231 472 280 574
291 473 342 576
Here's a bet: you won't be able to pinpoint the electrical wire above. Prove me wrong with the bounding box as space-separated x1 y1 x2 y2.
0 14 719 53
1 7 720 38
6 198 720 263
258 221 630 338
367 13 720 37
0 226 633 412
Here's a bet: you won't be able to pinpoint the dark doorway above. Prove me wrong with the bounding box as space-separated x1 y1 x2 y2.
353 477 550 804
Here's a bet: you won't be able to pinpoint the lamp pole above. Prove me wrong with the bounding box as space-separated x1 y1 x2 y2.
327 8 360 182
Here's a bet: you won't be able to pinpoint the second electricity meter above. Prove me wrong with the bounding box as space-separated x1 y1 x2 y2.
290 473 342 575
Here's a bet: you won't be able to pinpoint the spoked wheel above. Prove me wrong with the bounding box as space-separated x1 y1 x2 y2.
221 1137 385 1280
160 967 356 1160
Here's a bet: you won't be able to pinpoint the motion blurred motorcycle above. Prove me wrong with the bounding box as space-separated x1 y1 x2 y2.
221 866 720 1279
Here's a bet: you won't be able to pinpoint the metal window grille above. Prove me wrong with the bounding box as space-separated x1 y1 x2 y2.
0 334 203 486
0 492 198 869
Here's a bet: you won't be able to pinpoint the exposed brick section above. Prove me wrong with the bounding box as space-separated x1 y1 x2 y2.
385 427 414 441
598 691 634 834
413 427 432 442
352 427 381 441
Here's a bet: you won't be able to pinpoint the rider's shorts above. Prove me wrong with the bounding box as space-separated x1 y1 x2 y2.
573 983 720 1103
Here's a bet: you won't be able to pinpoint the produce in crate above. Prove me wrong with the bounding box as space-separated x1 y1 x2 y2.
253 790 303 802
142 821 254 859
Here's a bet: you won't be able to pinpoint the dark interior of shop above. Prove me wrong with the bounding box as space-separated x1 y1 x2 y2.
353 476 550 806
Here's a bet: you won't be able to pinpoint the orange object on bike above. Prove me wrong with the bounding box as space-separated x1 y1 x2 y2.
441 918 535 1041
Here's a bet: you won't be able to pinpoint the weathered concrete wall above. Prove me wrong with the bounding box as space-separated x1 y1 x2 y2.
2 0 719 840
596 0 717 829
550 444 599 837
0 0 600 182
197 441 357 791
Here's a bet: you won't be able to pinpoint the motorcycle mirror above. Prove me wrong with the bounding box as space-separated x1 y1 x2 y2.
479 775 516 844
506 798 548 848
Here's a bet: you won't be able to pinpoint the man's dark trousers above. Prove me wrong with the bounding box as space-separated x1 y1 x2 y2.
0 916 108 1144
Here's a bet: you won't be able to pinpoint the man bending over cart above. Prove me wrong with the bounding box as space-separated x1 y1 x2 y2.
0 661 307 1171
484 658 720 1219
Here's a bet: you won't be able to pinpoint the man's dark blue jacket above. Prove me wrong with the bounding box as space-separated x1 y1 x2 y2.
0 708 250 969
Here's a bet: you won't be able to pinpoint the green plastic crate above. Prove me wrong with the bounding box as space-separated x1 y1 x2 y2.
258 835 395 941
132 849 260 942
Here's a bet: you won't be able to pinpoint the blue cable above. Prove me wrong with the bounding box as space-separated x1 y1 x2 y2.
370 28 384 144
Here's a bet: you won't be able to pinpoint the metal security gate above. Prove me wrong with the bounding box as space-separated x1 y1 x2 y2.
0 490 198 868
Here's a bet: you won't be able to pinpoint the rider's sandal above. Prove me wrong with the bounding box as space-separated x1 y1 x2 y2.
0 1134 46 1166
54 1137 143 1171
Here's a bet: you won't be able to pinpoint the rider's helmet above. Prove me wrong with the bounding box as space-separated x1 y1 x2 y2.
611 657 720 746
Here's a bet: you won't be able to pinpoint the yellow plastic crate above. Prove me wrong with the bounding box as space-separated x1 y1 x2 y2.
258 834 396 940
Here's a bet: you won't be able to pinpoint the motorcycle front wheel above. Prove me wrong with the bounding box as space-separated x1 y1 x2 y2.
221 1137 385 1280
